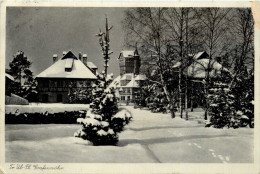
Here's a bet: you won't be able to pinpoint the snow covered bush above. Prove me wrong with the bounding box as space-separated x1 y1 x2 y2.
208 70 254 128
75 72 132 145
208 82 234 128
230 70 254 128
5 110 86 124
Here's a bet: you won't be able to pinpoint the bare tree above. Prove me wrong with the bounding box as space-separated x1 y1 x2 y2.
229 8 254 87
193 8 232 120
163 8 204 118
123 8 179 118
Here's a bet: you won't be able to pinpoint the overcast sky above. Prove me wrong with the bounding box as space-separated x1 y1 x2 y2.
6 7 129 77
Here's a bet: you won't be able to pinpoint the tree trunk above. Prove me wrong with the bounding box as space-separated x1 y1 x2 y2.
171 109 175 118
185 75 188 120
191 81 194 112
179 67 182 118
204 74 209 120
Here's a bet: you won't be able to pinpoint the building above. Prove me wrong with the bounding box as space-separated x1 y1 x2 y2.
173 51 228 108
109 73 146 103
5 73 29 105
109 49 146 103
186 51 227 79
118 49 140 75
36 51 97 103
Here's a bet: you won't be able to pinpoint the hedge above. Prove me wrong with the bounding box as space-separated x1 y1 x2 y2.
5 110 87 124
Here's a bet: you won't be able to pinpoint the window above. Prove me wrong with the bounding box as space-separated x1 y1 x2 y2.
121 96 125 101
57 80 63 87
42 94 49 103
127 88 131 93
57 94 63 102
65 68 72 72
43 80 49 88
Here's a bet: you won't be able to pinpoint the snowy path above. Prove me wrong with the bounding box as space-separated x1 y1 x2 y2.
5 106 253 163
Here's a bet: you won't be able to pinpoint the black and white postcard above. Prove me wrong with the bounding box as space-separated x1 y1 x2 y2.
0 1 259 174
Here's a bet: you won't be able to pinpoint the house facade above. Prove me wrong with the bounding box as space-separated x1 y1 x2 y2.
36 51 97 103
109 49 146 104
175 51 228 108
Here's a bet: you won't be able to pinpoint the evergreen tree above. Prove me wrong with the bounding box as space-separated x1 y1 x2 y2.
230 68 254 128
74 16 132 145
74 72 132 145
8 51 38 101
208 69 254 128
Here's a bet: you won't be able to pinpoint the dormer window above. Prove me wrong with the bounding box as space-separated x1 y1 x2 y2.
65 58 74 72
65 68 72 72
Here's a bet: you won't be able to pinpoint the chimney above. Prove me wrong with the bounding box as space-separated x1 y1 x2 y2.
63 51 67 56
83 54 87 66
53 54 58 63
79 52 82 61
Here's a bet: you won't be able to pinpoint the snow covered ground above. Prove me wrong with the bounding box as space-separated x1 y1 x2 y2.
5 106 253 163
5 103 89 114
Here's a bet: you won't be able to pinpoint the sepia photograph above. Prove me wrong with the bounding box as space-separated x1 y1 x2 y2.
1 1 259 173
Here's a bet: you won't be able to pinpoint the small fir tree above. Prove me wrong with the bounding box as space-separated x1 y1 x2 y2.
74 72 132 145
74 16 132 145
208 82 235 128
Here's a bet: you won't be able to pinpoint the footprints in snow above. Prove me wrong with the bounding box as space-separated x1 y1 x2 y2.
188 142 201 149
208 149 230 163
193 143 202 148
187 143 230 163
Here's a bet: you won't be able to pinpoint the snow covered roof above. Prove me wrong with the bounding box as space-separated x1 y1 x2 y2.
193 51 209 60
36 51 97 79
108 73 146 89
187 59 226 78
5 73 14 81
173 61 181 68
125 78 139 88
65 58 74 69
87 62 97 69
121 50 135 58
134 74 146 81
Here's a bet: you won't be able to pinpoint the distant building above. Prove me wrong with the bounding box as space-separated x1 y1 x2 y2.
109 73 146 103
109 49 146 104
36 51 97 103
173 51 228 108
5 73 29 105
186 51 227 79
118 49 140 75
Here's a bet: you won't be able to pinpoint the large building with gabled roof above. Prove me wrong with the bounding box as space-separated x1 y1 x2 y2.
36 51 97 103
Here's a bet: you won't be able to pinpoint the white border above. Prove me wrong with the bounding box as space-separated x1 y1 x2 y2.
0 1 259 174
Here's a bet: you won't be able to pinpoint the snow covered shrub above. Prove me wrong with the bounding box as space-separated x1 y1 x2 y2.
68 81 92 104
75 72 132 146
230 71 254 128
5 110 86 124
208 70 254 128
208 81 235 128
147 91 168 113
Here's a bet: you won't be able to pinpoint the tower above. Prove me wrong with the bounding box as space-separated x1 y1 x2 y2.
118 49 140 75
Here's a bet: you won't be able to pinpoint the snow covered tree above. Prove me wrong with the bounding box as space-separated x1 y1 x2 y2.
193 8 233 120
229 68 254 128
208 68 254 129
74 72 132 145
74 16 132 145
123 8 180 118
208 77 235 128
68 81 92 104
